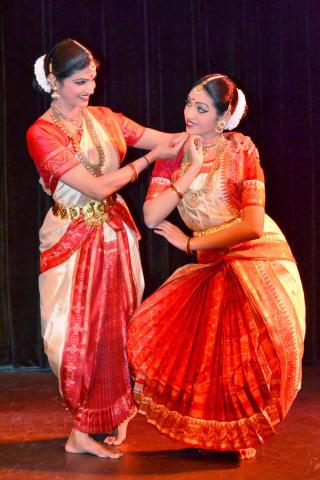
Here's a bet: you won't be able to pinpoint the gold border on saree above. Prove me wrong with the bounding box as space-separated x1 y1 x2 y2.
52 194 117 226
193 217 241 237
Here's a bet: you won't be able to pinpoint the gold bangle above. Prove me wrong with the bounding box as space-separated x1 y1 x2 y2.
143 155 151 167
170 183 183 200
128 163 139 182
185 237 194 255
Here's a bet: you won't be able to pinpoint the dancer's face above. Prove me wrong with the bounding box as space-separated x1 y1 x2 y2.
55 66 97 110
184 88 220 141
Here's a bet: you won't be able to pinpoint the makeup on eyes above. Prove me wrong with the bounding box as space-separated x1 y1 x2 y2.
186 96 209 111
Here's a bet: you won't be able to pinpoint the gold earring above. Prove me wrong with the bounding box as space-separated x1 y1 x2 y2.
216 120 225 133
51 84 60 99
47 73 59 99
47 62 60 99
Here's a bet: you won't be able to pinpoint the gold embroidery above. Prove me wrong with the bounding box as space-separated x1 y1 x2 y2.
242 180 265 208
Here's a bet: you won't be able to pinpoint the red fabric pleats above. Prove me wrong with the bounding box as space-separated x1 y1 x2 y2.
41 202 139 433
128 244 303 450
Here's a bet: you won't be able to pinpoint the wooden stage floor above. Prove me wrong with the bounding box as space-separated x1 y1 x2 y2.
0 364 319 480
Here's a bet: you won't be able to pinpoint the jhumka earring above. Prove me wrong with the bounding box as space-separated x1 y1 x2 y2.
215 120 225 133
215 105 231 133
47 62 60 99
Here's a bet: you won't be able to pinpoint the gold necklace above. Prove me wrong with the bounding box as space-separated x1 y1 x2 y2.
51 104 84 131
202 135 223 157
181 135 227 208
50 108 105 177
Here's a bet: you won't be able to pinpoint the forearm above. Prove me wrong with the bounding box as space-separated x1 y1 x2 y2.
189 208 265 251
144 165 201 228
134 128 178 150
98 154 154 198
60 153 154 201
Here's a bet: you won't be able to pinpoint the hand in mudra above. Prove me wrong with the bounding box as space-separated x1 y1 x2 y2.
154 220 188 251
188 135 204 171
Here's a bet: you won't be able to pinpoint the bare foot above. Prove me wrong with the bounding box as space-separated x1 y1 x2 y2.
104 407 137 446
238 448 256 460
104 435 116 446
65 429 123 458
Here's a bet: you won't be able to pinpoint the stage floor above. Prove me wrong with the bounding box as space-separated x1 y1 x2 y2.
0 365 319 480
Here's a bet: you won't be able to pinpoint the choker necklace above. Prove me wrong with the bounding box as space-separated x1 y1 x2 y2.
51 104 84 131
202 135 223 157
180 135 227 208
50 108 105 177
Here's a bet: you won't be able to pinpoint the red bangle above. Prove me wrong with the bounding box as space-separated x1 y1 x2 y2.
128 163 139 182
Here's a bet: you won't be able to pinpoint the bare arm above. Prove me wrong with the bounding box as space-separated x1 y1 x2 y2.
144 135 204 227
60 154 153 201
134 127 179 150
60 133 188 201
150 140 265 251
135 128 257 154
144 165 200 228
154 205 265 252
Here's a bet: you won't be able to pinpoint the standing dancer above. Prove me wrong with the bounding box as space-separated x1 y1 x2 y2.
26 38 188 458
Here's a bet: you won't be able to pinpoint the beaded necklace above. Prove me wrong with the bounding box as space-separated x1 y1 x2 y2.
181 135 227 208
50 108 105 177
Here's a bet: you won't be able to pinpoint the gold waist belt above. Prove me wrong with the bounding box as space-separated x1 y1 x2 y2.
193 217 241 237
52 194 117 226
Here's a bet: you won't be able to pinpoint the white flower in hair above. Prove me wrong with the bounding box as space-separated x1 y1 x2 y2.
225 89 246 130
34 55 51 93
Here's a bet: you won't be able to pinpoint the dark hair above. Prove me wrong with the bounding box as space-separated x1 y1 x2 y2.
193 74 239 117
33 38 99 93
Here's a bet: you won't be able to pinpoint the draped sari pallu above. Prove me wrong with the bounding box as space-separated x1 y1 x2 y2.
41 201 139 433
128 233 305 450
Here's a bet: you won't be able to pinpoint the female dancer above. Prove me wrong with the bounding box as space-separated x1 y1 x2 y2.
26 38 189 458
27 39 253 457
128 74 306 460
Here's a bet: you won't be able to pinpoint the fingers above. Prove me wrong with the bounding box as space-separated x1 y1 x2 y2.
236 136 251 153
154 220 174 232
189 140 202 157
154 226 170 241
156 220 173 228
153 221 188 251
235 139 245 153
154 221 178 238
242 136 251 149
189 135 204 148
247 140 256 155
189 135 204 166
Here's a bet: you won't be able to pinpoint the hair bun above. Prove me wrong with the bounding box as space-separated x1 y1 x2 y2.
34 55 51 93
225 89 246 130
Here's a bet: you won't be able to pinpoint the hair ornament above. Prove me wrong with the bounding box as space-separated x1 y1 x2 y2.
34 55 51 93
194 74 226 94
225 88 246 130
72 40 96 71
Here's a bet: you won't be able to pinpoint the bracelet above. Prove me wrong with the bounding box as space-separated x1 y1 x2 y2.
143 155 151 167
185 237 194 255
170 183 184 200
128 163 139 183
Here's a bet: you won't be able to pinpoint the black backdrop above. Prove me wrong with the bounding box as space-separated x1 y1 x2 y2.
1 0 319 367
